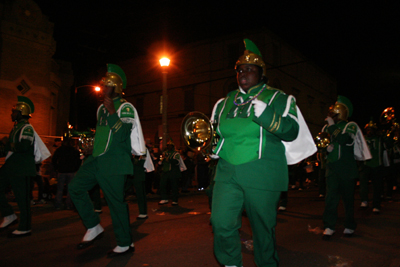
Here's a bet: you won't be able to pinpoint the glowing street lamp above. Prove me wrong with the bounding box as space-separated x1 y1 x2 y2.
159 57 170 67
159 57 170 149
74 85 101 129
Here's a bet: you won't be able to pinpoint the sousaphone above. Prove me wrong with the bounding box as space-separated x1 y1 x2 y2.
314 132 330 148
181 111 218 153
380 107 400 142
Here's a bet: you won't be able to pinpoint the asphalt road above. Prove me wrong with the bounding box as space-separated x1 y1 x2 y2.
1 185 399 267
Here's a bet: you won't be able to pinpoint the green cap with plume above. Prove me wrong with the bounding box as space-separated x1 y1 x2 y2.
336 95 353 117
235 39 266 76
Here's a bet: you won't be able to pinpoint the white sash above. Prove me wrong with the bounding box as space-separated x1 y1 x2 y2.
19 124 51 164
283 108 317 165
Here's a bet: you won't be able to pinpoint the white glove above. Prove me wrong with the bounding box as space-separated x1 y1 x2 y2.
252 99 267 118
209 154 220 159
325 116 335 126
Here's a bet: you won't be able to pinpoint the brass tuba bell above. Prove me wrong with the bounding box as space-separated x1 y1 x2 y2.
181 111 217 153
314 132 330 148
63 123 95 156
380 107 400 142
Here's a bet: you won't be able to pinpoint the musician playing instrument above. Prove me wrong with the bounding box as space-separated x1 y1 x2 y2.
69 64 145 257
158 140 183 206
0 96 37 237
359 120 384 213
379 107 400 199
321 95 371 240
209 39 316 267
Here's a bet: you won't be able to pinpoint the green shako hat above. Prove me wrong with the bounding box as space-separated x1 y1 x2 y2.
244 39 262 57
14 96 34 116
107 63 127 89
235 39 267 76
336 95 353 117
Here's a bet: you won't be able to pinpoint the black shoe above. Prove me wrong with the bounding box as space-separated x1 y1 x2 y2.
7 231 31 238
136 215 148 220
107 246 135 258
77 232 104 250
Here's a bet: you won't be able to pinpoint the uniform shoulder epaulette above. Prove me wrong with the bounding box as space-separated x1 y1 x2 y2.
343 121 358 134
22 124 34 135
119 102 135 118
266 85 285 95
20 124 34 142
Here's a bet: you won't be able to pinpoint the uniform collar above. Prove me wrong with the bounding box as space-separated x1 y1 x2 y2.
238 82 265 95
14 119 29 126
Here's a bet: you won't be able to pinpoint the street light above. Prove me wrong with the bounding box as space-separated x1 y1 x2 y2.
159 57 170 150
73 85 101 129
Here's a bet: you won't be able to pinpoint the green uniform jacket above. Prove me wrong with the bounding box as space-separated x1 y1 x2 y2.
161 150 182 178
364 135 383 168
212 83 299 191
1 120 36 176
323 120 358 177
83 97 135 175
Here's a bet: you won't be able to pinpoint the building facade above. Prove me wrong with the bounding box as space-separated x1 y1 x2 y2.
121 30 337 151
0 0 73 144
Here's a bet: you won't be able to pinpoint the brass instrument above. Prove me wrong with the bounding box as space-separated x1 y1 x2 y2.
181 111 218 153
380 107 400 142
314 132 330 148
64 123 95 156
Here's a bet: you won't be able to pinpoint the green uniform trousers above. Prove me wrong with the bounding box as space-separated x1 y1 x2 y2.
323 164 357 230
211 179 281 267
69 159 132 246
160 171 179 202
125 177 147 215
0 174 32 231
359 165 383 209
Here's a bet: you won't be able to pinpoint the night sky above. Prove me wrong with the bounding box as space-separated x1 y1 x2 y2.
34 0 400 128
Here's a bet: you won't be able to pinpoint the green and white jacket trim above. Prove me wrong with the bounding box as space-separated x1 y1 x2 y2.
323 121 371 162
6 123 50 163
211 86 316 165
95 102 146 157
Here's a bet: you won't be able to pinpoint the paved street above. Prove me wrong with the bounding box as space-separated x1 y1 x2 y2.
1 185 399 267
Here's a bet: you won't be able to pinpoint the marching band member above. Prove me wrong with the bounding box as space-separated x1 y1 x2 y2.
209 39 316 267
158 140 185 206
69 64 146 257
0 97 49 237
322 96 371 240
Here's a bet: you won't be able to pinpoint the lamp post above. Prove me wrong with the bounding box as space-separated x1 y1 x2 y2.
159 57 170 150
73 85 101 130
